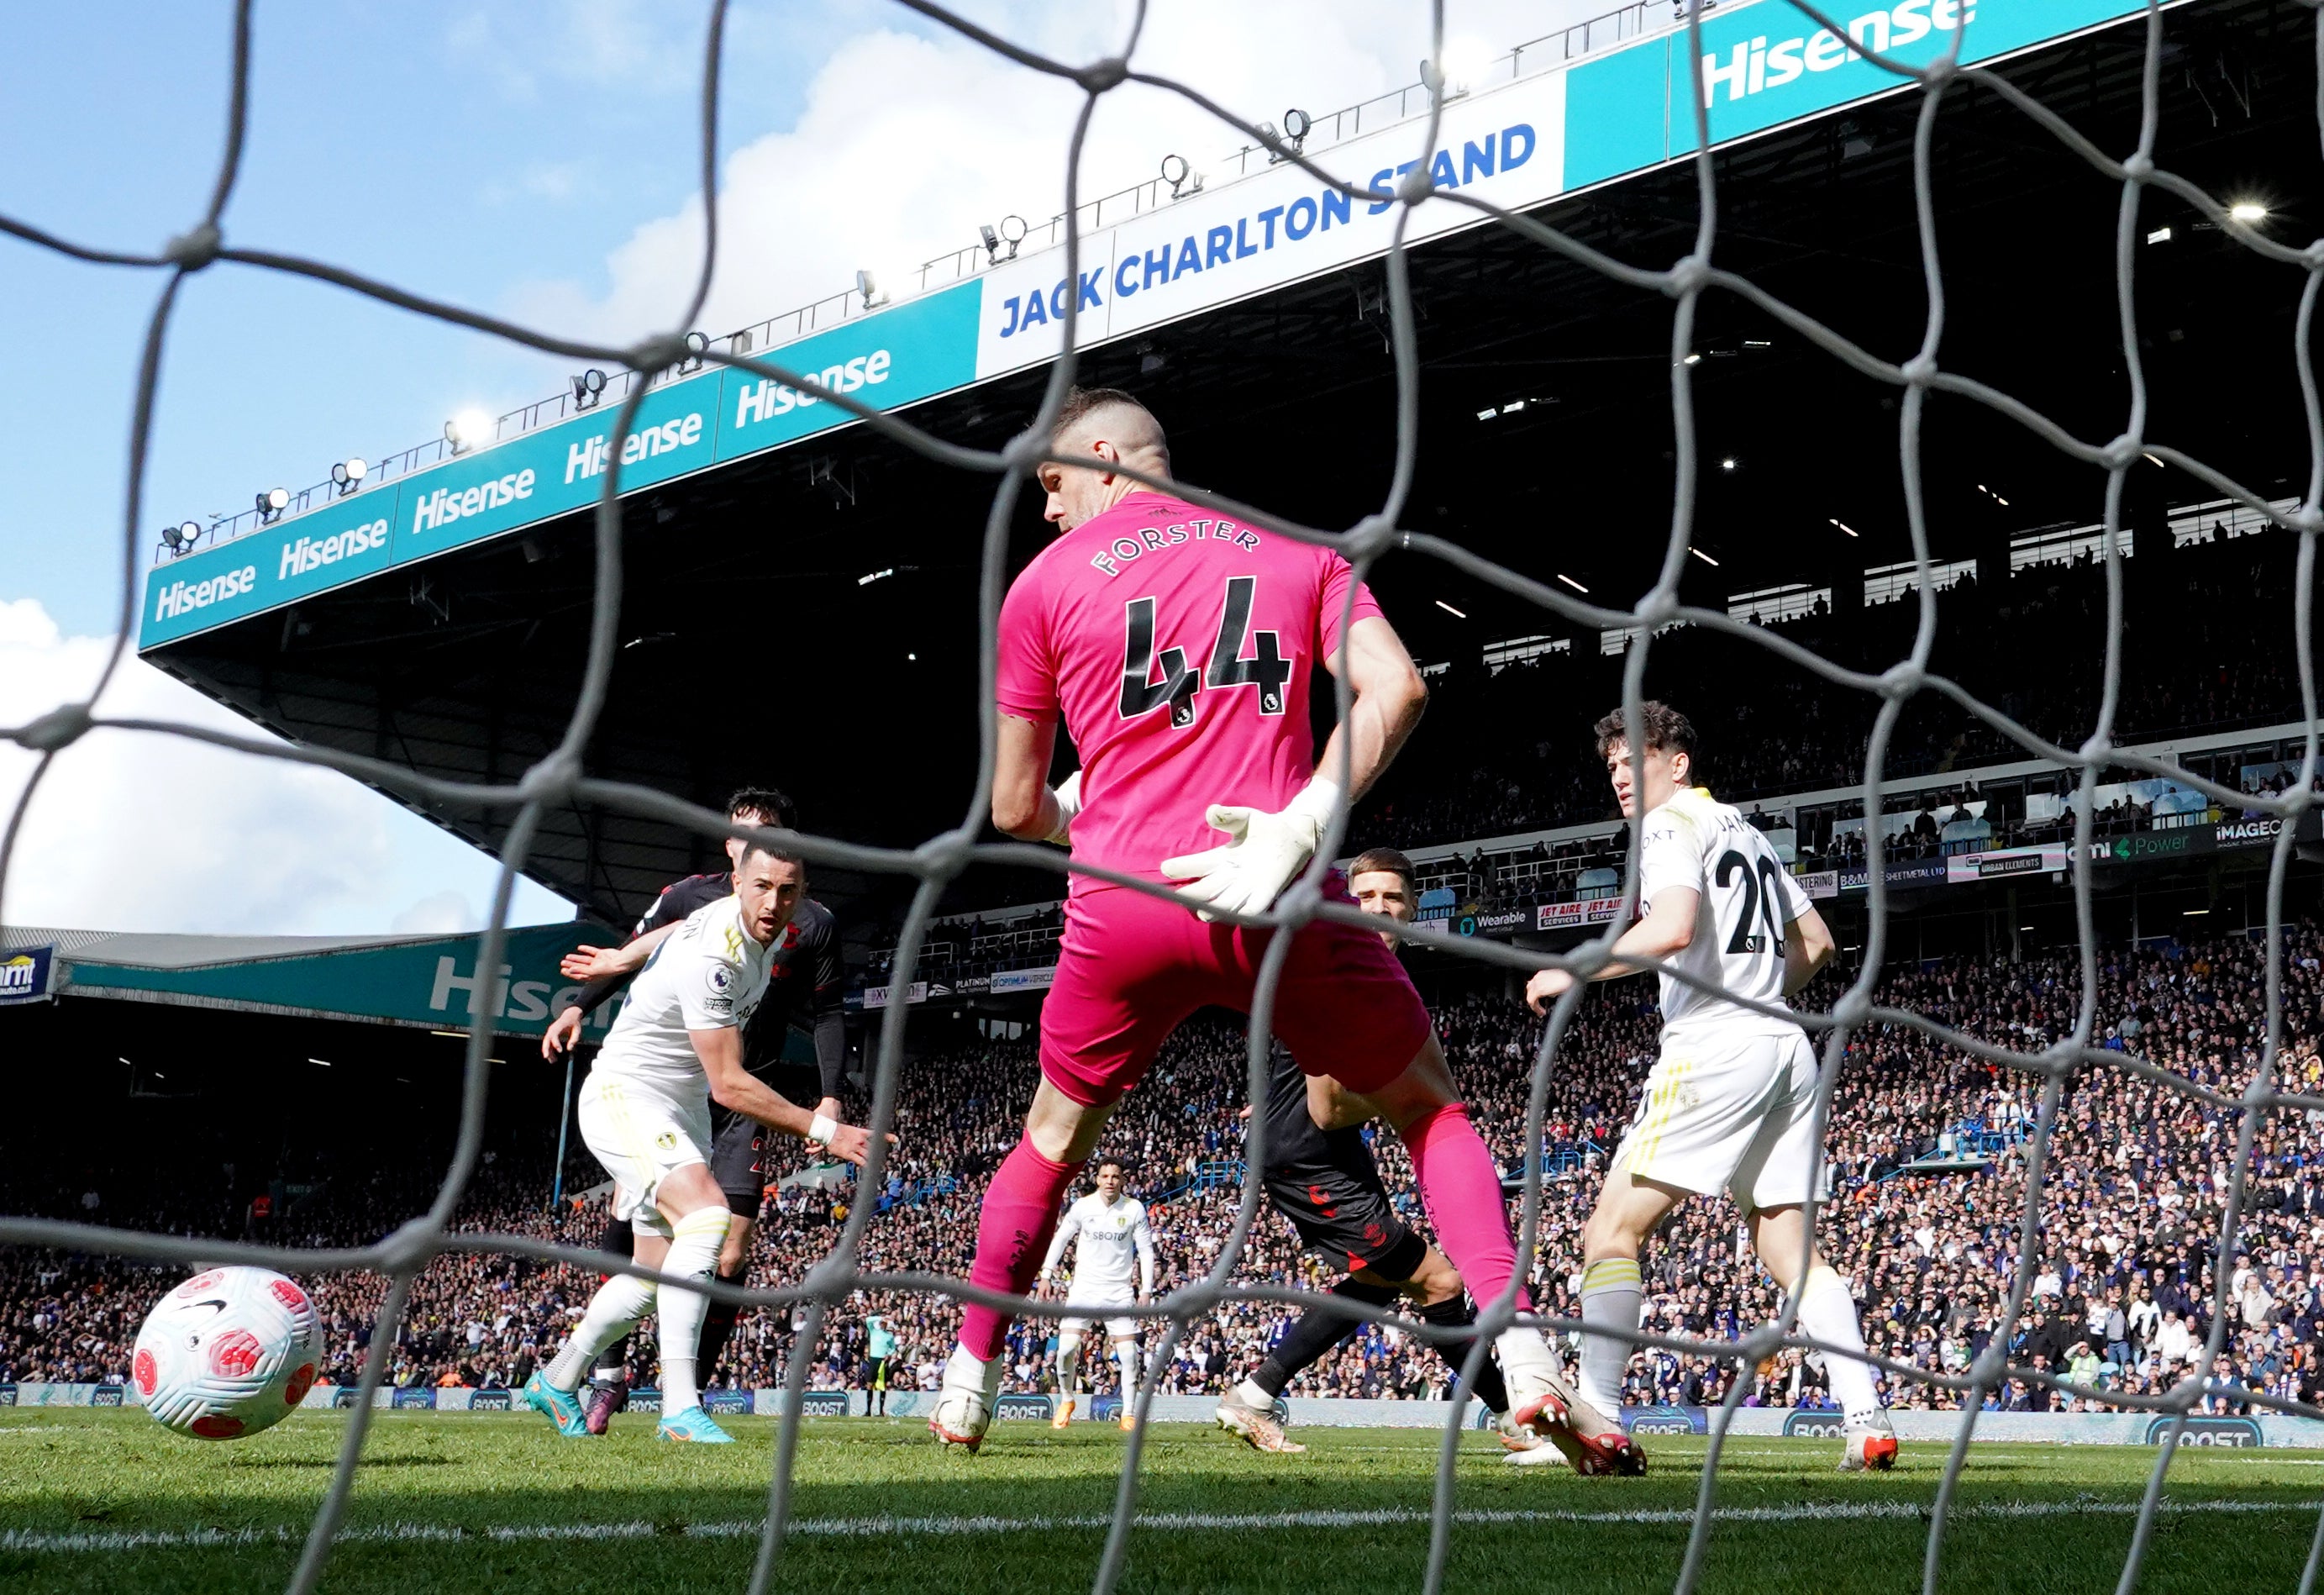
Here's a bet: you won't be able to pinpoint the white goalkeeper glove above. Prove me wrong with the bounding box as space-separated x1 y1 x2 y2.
1159 777 1343 923
1044 771 1081 846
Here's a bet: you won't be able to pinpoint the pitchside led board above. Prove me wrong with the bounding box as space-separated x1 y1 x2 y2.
139 0 2167 653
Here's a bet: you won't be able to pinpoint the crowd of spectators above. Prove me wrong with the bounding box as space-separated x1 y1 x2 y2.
8 922 2324 1419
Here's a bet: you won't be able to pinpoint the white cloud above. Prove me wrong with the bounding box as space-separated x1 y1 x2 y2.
0 597 572 936
391 889 482 936
512 0 1607 346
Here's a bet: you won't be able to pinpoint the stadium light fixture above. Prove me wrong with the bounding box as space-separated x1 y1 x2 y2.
255 487 290 522
1977 482 2011 507
329 457 367 495
1160 154 1201 200
571 368 607 411
1434 600 1468 618
2228 202 2268 224
1476 407 1497 421
309 1057 331 1067
1690 546 1720 566
994 214 1028 261
1281 108 1312 154
1831 518 1859 537
161 521 201 554
859 568 895 587
1503 398 1527 413
681 330 709 371
2185 908 2210 915
2146 225 2173 245
446 409 493 451
856 270 889 310
1556 572 1590 594
1683 352 1702 366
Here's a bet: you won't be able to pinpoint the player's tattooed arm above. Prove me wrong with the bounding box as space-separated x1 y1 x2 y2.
993 713 1069 841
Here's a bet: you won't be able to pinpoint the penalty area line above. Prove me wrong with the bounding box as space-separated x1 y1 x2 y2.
1 1496 2316 1554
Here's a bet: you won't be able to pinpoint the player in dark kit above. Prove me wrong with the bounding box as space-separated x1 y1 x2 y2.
1212 848 1547 1461
539 787 847 1430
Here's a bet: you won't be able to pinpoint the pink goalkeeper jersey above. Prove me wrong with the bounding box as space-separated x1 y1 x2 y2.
996 491 1382 889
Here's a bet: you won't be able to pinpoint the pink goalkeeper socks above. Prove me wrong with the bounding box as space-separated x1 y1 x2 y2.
958 1135 1085 1361
1401 1102 1531 1313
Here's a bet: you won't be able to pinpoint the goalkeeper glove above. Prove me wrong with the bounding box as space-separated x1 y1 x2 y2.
1044 771 1081 846
1159 777 1344 923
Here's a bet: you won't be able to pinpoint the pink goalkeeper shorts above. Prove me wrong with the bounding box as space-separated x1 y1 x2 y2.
1036 877 1432 1107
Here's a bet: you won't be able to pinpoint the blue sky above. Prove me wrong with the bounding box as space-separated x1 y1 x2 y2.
0 0 1586 934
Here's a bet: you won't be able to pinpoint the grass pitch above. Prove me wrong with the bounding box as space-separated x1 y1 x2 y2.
3 1410 2320 1594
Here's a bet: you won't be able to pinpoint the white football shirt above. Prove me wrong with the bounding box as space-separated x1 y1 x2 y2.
1636 787 1811 1047
1044 1192 1155 1297
590 893 773 1093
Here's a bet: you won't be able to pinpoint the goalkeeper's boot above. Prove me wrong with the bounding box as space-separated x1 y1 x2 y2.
581 1374 627 1437
1839 1412 1898 1473
1118 1404 1138 1434
1052 1394 1076 1429
522 1371 589 1439
929 1345 1002 1454
1506 1361 1646 1477
1215 1387 1306 1455
656 1405 734 1444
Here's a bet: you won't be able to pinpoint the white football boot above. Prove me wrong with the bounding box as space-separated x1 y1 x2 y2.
1838 1411 1899 1472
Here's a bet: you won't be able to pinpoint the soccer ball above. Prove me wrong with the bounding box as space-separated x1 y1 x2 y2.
131 1266 323 1440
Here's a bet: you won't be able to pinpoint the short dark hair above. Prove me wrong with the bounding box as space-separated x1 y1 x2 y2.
1592 702 1698 773
1095 1157 1128 1178
1049 385 1151 440
725 786 797 829
1348 847 1416 892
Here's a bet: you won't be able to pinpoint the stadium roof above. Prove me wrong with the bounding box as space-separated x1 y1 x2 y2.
133 0 2311 943
0 921 607 1038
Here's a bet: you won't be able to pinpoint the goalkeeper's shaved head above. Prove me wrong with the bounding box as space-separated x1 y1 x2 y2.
1038 387 1173 532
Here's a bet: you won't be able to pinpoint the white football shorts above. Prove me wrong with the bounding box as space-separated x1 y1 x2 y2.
1061 1282 1139 1340
1612 1025 1826 1212
576 1071 712 1240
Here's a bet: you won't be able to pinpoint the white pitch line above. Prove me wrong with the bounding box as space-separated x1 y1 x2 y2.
2 1497 2318 1555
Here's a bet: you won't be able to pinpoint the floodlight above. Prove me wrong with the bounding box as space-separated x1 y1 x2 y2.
160 522 196 554
329 457 366 493
1720 457 1737 471
1477 408 1497 421
2146 225 2173 245
1160 154 1201 199
446 409 493 451
2228 202 2268 224
1000 214 1028 245
1683 352 1702 366
256 487 290 520
682 330 709 369
1282 108 1312 150
571 367 607 410
980 224 1001 260
856 269 888 309
1831 518 1859 537
1690 546 1721 566
1434 600 1468 618
1556 572 1590 594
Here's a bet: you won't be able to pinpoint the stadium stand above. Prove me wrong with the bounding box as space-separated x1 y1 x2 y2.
12 922 2321 1417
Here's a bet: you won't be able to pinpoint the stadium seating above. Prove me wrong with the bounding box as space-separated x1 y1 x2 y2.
10 923 2319 1418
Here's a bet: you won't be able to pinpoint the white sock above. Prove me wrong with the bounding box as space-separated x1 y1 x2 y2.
1114 1339 1138 1403
655 1207 731 1415
546 1273 656 1391
1236 1377 1274 1408
1494 1325 1555 1379
1795 1265 1881 1422
944 1343 1001 1398
1057 1332 1084 1396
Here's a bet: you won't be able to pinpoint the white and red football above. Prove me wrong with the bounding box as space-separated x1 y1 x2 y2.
131 1266 323 1440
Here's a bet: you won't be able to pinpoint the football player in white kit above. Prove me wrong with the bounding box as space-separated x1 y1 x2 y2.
524 842 882 1444
1526 703 1896 1472
1038 1158 1155 1430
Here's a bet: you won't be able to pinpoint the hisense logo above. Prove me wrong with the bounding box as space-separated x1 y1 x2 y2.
1700 0 1975 105
153 563 259 622
278 518 387 579
410 469 537 534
